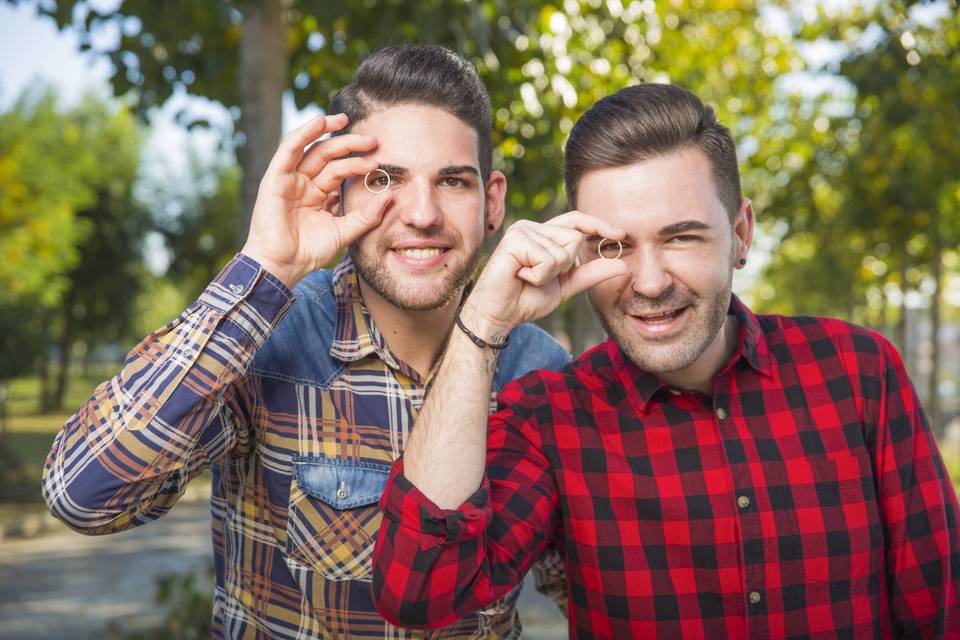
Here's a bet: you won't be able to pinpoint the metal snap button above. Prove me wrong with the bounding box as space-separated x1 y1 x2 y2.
336 481 349 501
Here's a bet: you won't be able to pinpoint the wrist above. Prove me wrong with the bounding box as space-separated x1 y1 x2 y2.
457 303 514 346
240 247 303 290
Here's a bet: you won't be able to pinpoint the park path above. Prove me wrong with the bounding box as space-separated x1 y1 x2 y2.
0 500 212 639
0 499 566 639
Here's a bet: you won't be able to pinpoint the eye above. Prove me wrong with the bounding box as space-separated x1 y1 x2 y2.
440 176 470 188
667 234 701 244
597 239 626 259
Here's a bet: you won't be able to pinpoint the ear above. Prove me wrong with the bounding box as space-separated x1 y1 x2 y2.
483 170 507 235
732 197 754 268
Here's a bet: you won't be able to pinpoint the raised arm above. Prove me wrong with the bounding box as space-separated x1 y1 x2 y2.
374 212 627 626
43 114 392 534
404 213 626 507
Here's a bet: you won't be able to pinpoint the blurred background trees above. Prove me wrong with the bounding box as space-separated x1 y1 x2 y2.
0 0 957 635
1 0 958 436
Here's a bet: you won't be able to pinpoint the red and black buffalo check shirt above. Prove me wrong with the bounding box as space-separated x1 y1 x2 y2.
373 296 960 639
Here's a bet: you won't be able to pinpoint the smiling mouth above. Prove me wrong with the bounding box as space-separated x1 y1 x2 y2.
394 247 447 259
632 306 689 323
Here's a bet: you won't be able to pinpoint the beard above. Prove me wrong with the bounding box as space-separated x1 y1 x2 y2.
591 275 733 375
349 230 481 311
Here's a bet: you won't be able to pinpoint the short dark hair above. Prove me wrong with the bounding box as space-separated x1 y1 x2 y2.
564 84 741 218
330 44 493 182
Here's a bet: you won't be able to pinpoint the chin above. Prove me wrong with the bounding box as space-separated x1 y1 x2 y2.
363 273 467 311
619 341 702 373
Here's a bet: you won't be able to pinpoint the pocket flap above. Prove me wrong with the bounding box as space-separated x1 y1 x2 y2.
292 455 391 510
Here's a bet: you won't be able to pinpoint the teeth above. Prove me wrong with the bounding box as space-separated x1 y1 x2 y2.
639 309 680 322
398 248 443 259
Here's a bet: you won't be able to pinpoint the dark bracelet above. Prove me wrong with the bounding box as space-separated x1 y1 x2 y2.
454 308 510 350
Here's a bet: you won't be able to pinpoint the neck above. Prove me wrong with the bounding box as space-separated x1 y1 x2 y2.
658 314 739 395
357 279 462 379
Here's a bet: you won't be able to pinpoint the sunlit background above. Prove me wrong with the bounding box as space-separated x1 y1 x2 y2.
1 1 958 637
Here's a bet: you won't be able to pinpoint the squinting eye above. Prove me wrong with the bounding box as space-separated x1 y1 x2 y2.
668 235 699 243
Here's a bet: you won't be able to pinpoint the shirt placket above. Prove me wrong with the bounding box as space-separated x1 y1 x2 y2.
712 372 767 636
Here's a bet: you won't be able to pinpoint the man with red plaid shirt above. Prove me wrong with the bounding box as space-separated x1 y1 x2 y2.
372 83 960 638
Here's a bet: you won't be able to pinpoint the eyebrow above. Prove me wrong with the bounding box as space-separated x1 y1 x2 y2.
583 219 712 243
378 164 408 176
377 164 480 177
439 165 479 176
659 220 711 235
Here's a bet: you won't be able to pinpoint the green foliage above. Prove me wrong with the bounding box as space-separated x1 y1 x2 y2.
25 0 798 217
0 87 145 316
0 88 94 307
940 433 960 497
0 86 148 409
754 3 960 324
115 563 214 640
0 299 47 382
150 155 242 300
130 274 192 340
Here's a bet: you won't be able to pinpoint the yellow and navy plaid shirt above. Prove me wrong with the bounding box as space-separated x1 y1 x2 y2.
43 254 570 639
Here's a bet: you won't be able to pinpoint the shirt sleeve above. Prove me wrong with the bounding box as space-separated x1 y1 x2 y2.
373 377 561 629
41 254 293 535
867 337 960 637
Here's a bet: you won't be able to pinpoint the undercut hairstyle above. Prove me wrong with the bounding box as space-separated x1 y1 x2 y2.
330 44 493 182
564 84 742 219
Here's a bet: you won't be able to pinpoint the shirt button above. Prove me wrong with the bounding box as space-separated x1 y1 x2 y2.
716 407 727 420
229 283 244 295
748 591 762 605
336 482 349 501
737 495 751 510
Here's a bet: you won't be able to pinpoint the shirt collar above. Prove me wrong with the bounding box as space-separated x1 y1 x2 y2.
606 294 772 413
329 255 403 371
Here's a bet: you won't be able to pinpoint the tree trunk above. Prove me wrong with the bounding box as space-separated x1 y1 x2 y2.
0 380 8 437
37 351 51 414
896 259 909 365
928 217 942 438
238 0 289 244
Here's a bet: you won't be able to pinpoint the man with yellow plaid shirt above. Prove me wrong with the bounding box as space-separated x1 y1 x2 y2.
42 44 568 639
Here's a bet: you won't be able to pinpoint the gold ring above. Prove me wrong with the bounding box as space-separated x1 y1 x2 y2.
597 238 623 260
363 169 391 194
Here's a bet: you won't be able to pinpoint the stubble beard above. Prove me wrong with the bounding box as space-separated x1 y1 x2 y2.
349 234 481 311
592 277 733 375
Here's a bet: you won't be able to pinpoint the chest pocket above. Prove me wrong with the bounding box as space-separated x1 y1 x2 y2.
285 455 391 582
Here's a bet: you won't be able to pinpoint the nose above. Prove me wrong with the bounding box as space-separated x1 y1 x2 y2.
628 246 673 299
397 178 442 229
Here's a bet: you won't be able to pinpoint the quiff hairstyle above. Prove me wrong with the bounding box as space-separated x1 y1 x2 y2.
564 84 742 219
330 44 493 182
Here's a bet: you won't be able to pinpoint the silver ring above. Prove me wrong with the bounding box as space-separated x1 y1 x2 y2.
597 238 623 260
363 169 390 194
